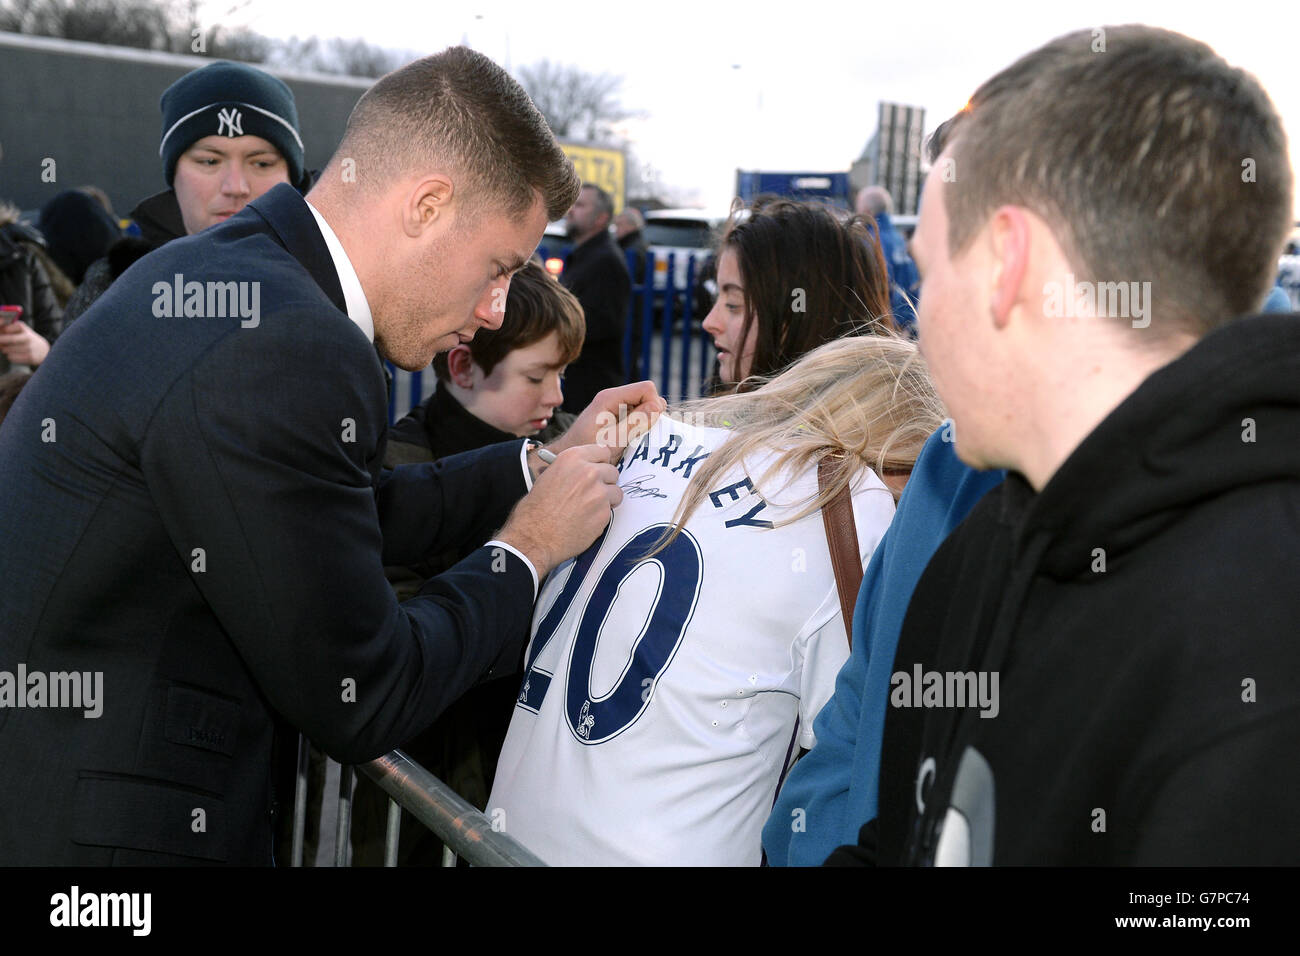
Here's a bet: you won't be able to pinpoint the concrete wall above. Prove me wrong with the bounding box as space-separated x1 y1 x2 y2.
0 32 371 217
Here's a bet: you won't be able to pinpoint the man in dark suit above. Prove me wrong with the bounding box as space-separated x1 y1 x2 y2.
0 48 660 865
559 184 631 412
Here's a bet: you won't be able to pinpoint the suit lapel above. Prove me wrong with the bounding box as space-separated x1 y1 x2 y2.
245 183 348 315
247 184 395 478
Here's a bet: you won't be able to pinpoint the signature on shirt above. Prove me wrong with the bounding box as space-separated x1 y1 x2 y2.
622 474 668 499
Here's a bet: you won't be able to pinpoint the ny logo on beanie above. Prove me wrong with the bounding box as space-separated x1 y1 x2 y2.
159 61 306 188
217 107 243 137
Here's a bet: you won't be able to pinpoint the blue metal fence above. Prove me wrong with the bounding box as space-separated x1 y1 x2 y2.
610 247 715 403
386 246 716 423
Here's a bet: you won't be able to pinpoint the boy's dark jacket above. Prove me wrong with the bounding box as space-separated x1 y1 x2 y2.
385 381 574 594
833 313 1300 866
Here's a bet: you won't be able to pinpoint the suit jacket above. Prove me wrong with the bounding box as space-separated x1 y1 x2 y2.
559 231 630 413
0 183 537 865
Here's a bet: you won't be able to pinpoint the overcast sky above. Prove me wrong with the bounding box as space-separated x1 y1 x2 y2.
213 0 1299 214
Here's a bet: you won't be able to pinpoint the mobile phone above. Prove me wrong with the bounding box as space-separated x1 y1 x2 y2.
1 304 22 328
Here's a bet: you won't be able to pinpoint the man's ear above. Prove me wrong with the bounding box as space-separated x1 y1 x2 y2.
446 345 477 388
986 205 1032 329
402 174 455 238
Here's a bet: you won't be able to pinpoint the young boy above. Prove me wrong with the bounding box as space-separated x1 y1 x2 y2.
386 259 585 465
351 259 586 866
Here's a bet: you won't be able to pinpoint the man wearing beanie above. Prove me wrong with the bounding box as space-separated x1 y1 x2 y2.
63 60 307 324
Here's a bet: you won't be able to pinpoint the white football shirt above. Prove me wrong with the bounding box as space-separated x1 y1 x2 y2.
488 414 896 866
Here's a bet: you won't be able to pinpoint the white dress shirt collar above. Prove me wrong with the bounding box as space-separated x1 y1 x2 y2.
305 200 374 343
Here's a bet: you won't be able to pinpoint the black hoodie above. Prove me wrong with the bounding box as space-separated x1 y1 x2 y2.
850 313 1300 866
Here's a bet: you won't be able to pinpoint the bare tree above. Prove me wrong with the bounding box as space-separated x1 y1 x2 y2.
324 37 408 78
1 0 179 50
0 0 404 75
202 25 271 63
517 59 640 143
269 34 321 71
271 34 407 78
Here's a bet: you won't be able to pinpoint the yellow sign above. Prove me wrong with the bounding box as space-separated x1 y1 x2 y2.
560 143 626 215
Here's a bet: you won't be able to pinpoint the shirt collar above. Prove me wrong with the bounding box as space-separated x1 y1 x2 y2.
305 200 374 343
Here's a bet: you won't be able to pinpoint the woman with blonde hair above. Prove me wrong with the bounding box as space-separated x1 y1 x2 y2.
489 331 945 866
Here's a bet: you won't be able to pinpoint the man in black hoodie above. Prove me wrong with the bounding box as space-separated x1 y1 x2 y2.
833 25 1299 866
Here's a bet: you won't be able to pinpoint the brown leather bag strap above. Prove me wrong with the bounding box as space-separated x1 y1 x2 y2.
818 454 861 650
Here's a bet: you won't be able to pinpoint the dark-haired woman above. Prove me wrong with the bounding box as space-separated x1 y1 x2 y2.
702 197 894 391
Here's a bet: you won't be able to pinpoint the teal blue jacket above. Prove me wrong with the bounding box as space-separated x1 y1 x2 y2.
763 425 1004 864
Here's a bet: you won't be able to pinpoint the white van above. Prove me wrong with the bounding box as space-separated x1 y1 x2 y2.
642 208 729 299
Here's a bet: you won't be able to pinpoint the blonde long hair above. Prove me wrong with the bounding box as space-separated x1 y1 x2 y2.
645 332 945 552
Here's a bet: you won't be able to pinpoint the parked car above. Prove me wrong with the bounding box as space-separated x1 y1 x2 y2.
642 208 725 296
537 211 723 322
537 221 570 277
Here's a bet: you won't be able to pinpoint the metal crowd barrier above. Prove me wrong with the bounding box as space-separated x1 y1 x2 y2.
289 735 547 867
618 249 714 401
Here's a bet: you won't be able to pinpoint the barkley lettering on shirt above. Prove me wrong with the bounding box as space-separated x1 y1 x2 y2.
617 428 773 529
620 430 711 479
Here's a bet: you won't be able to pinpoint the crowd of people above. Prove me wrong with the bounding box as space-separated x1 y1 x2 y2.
0 23 1297 869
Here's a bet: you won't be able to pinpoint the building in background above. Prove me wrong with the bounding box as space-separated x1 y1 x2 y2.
559 142 625 216
734 170 853 209
851 102 926 216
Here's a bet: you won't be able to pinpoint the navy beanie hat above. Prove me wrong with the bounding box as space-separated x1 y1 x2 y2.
38 190 122 285
159 61 305 189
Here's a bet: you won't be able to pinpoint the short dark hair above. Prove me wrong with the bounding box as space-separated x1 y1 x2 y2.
719 196 893 390
433 259 585 380
335 47 580 220
925 118 956 165
937 25 1292 338
583 183 614 224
